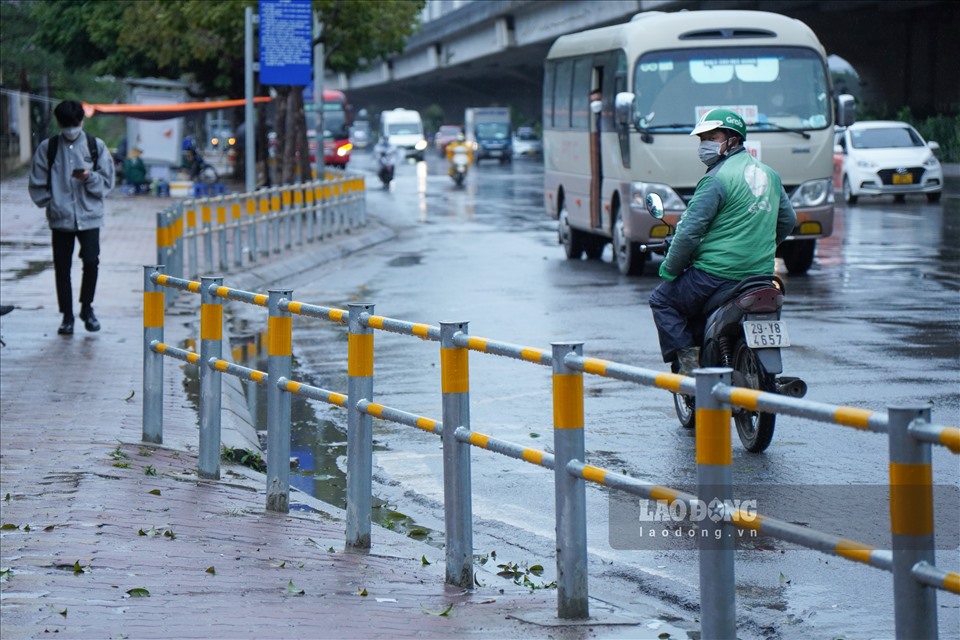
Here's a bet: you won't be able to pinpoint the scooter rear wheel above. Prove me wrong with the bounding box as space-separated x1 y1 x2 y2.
732 340 776 452
672 361 696 429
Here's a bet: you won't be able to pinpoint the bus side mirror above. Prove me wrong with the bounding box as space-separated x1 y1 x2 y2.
836 94 856 128
615 92 635 127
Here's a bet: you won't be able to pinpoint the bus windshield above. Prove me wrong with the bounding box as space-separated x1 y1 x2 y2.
633 46 830 133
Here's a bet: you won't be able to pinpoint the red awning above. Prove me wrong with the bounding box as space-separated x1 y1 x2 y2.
83 97 272 121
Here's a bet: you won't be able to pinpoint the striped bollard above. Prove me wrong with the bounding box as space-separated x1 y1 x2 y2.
201 201 214 274
198 276 224 480
551 342 589 619
155 212 170 272
271 187 282 253
281 187 293 249
440 321 474 588
231 197 243 267
185 202 198 278
888 405 937 639
293 186 304 246
173 207 185 282
142 265 165 444
346 302 375 550
259 191 271 256
695 367 736 640
305 182 316 241
215 197 227 271
266 288 294 512
246 195 258 262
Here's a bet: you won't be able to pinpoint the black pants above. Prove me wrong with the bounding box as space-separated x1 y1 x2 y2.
51 228 100 316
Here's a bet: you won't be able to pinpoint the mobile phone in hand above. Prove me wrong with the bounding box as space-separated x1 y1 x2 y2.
72 169 86 178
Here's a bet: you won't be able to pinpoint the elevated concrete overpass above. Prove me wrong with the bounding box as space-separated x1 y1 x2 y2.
336 0 958 128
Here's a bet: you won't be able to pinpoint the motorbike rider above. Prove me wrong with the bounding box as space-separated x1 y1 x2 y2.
648 108 797 376
446 132 473 176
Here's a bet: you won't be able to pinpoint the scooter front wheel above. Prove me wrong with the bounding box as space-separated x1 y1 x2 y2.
731 340 776 452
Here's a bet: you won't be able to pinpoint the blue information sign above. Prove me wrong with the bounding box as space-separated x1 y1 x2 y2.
259 0 312 86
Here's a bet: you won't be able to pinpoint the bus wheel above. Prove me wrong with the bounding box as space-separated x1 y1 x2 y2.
781 239 815 274
613 208 645 275
559 206 585 260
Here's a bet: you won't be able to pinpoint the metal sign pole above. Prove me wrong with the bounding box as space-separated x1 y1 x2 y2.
245 7 257 193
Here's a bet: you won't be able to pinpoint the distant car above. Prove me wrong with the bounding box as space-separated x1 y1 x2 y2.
210 129 235 151
512 127 542 157
834 121 942 204
434 125 462 154
350 121 371 149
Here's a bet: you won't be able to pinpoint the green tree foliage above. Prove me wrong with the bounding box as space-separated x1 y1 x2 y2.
8 0 424 182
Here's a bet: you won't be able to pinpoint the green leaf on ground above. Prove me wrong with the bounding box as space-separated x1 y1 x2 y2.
126 588 150 597
144 465 157 476
421 555 430 566
72 561 85 575
205 566 216 575
287 580 305 595
422 603 454 617
357 587 368 596
1 523 19 530
148 489 161 496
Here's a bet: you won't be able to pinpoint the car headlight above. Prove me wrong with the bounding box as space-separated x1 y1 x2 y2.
790 178 832 208
855 158 877 169
923 155 940 168
629 182 686 212
415 140 428 151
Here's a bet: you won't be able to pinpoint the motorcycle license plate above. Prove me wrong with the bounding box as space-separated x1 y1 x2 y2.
743 320 791 348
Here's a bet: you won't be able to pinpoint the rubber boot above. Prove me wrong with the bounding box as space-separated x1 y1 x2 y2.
677 346 701 377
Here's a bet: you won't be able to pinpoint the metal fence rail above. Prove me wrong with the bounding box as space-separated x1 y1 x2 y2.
155 173 367 287
142 270 959 639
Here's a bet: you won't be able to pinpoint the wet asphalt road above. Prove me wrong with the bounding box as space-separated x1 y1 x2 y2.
258 149 959 639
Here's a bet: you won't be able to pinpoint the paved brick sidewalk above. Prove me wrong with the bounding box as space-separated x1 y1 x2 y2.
0 174 689 639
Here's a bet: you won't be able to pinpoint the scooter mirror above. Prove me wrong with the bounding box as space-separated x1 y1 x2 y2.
645 193 665 220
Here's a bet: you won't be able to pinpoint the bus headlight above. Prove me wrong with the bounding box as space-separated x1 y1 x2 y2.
790 178 832 208
415 139 428 151
336 143 353 157
630 182 686 212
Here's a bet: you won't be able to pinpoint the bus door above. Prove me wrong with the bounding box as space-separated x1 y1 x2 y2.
589 67 604 229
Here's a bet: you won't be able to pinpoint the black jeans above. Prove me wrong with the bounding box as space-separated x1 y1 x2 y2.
648 266 735 363
51 228 100 316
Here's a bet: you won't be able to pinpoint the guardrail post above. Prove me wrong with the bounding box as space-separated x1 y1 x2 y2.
346 302 375 550
201 201 214 274
260 190 271 256
216 197 228 271
173 206 184 282
551 342 589 619
231 196 243 267
305 181 316 241
440 321 474 588
198 276 224 480
271 187 282 253
282 186 293 249
266 288 294 512
695 367 736 640
185 201 198 278
142 265 165 444
888 405 938 639
246 194 258 262
293 186 304 246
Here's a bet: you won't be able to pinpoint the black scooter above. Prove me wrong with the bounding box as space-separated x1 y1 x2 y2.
643 193 807 452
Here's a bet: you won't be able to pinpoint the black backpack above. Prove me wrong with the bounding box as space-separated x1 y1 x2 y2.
46 133 100 190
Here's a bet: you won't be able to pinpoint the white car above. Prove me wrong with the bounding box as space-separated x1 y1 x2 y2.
835 121 942 204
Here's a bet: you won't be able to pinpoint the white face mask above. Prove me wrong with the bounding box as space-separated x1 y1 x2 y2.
62 126 83 142
589 100 602 114
698 140 725 166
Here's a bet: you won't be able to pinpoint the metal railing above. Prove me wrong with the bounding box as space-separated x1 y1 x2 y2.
141 269 960 639
154 172 366 284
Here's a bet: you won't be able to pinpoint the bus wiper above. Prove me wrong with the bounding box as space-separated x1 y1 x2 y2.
636 123 697 143
752 122 811 139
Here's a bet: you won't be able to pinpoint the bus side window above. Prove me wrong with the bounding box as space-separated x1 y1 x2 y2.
554 59 573 129
571 57 592 130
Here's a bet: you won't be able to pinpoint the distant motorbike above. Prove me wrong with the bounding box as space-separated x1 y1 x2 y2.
448 142 471 187
375 140 396 188
642 193 807 452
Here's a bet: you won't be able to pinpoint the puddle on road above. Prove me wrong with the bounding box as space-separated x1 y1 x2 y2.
2 259 53 281
179 335 442 548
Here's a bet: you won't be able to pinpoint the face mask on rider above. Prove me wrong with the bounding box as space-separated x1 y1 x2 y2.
61 126 83 142
590 100 602 114
698 139 726 167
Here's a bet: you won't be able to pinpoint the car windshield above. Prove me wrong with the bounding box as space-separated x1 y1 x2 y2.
633 45 830 132
439 126 460 136
388 123 421 135
850 127 925 149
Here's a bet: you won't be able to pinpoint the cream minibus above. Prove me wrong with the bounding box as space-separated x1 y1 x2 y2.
543 10 855 275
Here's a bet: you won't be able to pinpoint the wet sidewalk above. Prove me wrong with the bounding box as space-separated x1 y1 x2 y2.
0 174 686 639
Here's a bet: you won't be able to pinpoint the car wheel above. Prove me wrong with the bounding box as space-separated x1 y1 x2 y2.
842 176 858 205
927 192 941 203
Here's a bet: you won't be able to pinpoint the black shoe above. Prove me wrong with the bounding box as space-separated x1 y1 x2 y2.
79 307 100 332
58 315 74 335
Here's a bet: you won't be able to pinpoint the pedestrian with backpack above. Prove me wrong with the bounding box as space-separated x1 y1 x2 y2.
28 100 115 335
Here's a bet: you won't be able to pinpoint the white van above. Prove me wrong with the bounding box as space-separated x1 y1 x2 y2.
379 108 427 160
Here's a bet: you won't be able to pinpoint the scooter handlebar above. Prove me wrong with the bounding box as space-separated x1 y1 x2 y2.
639 238 671 254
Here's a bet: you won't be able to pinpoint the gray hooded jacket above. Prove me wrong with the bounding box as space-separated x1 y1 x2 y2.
28 130 115 231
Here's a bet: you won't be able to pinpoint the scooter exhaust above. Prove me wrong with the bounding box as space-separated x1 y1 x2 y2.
776 376 807 398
